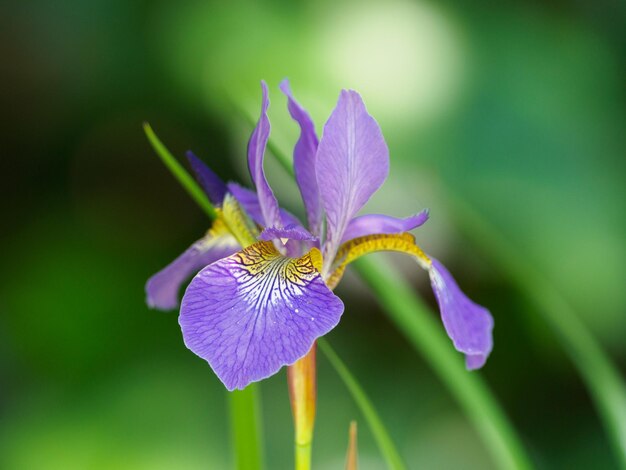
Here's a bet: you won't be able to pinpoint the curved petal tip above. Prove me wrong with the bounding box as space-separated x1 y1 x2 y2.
428 257 494 368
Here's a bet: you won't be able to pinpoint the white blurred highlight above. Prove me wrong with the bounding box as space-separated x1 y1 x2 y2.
319 1 465 125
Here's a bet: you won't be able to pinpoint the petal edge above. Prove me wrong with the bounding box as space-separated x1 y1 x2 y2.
428 257 494 369
280 79 323 235
146 225 239 310
247 81 282 228
341 210 429 244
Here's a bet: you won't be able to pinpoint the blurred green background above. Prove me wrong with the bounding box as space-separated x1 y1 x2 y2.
1 0 625 468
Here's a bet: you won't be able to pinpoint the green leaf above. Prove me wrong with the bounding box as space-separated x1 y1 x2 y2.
318 338 407 470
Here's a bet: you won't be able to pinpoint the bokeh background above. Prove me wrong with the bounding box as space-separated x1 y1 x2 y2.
1 0 625 468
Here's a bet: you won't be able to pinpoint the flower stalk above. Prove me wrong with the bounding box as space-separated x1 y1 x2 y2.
288 344 317 470
345 421 358 470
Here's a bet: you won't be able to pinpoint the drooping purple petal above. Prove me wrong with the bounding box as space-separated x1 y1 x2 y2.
428 257 494 369
259 225 317 242
279 79 323 236
316 90 389 265
179 242 344 390
228 182 302 228
340 210 429 244
146 233 239 310
186 151 228 205
247 81 282 228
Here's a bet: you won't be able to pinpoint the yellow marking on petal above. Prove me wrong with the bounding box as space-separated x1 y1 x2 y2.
233 241 279 273
194 211 239 253
233 241 323 287
326 233 431 289
221 194 259 248
309 247 324 274
205 209 229 237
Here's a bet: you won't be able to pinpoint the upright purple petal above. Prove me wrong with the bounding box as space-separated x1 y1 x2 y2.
146 233 239 310
340 210 429 244
279 79 323 235
428 257 494 369
316 90 389 265
228 182 303 228
179 242 344 390
247 81 282 228
186 151 227 205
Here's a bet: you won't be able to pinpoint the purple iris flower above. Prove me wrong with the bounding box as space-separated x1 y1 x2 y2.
146 80 493 391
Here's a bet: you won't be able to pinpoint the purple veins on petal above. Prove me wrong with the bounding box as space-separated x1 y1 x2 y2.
186 151 228 205
247 80 282 228
316 89 390 265
340 210 429 244
179 242 344 391
259 225 317 242
279 79 323 236
428 257 494 370
145 233 239 311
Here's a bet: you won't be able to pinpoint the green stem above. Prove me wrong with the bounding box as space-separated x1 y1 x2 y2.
230 385 264 470
295 444 312 470
448 194 626 469
318 338 407 470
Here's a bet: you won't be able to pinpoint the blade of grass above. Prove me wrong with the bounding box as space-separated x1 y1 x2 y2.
448 193 626 468
144 123 263 470
318 338 407 470
230 385 264 470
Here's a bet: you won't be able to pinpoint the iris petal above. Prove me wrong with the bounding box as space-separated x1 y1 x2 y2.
186 151 228 205
259 225 317 242
340 211 429 244
428 258 494 369
326 233 429 289
316 90 389 268
227 182 302 228
146 220 239 310
279 79 323 236
247 81 282 228
179 242 344 390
